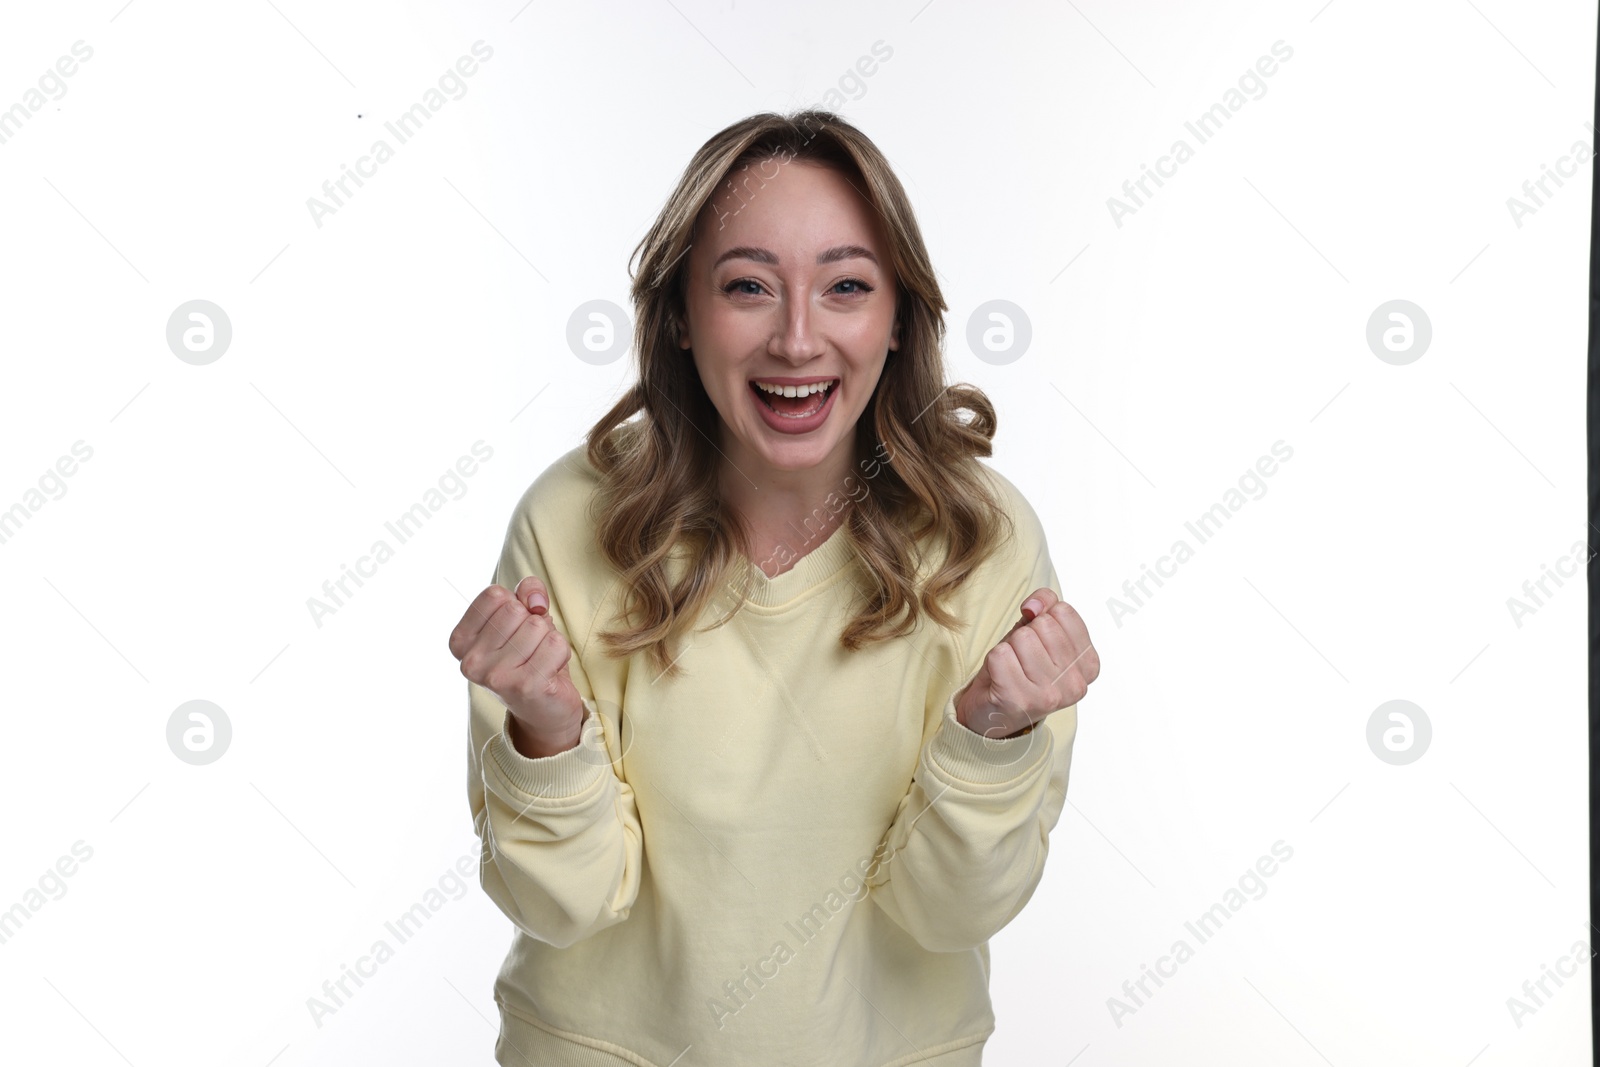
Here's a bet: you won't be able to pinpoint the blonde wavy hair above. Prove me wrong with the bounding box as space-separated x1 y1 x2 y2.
584 108 1015 677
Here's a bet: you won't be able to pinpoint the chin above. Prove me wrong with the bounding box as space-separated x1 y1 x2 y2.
758 439 834 466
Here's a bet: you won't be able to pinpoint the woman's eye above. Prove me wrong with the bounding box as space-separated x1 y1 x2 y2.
723 278 874 297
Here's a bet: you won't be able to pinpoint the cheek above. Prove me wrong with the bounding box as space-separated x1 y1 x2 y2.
691 313 760 368
842 346 890 392
688 351 748 418
842 320 896 368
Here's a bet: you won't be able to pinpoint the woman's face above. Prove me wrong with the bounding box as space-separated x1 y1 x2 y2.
678 159 899 483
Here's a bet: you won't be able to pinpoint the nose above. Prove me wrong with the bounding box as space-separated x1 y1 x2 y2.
768 294 825 366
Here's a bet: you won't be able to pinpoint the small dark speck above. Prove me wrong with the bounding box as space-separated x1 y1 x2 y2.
356 113 363 118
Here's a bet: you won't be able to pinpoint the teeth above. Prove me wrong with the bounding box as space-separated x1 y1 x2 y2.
754 380 832 398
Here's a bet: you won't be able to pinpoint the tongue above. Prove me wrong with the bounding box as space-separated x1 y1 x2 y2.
763 388 826 416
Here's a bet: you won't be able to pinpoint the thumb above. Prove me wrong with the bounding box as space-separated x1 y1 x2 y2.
514 575 549 615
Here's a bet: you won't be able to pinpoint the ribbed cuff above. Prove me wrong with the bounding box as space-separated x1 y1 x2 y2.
485 697 609 800
925 695 1052 788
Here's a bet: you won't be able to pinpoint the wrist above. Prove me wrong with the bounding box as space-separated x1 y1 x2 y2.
969 718 1034 739
507 706 587 758
955 696 1034 739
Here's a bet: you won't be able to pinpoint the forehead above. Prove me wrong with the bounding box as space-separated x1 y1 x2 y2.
695 159 887 262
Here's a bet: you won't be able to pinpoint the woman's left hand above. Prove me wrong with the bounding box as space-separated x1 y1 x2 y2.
953 588 1099 739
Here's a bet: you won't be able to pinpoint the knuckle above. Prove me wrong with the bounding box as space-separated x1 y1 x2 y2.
493 671 521 699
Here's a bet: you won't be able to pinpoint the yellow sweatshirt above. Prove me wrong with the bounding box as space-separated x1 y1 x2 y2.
466 444 1078 1067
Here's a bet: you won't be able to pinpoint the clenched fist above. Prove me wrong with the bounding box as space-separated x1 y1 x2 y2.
449 575 586 758
954 588 1099 739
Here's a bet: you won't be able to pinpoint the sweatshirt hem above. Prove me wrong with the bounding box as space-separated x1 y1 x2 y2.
493 996 992 1067
495 995 662 1066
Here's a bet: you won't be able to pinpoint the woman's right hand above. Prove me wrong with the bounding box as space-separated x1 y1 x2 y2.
450 576 586 758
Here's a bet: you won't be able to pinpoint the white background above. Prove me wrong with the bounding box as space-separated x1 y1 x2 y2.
0 1 1593 1064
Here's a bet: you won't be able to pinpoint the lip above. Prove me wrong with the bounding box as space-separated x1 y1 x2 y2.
747 375 840 386
748 377 839 435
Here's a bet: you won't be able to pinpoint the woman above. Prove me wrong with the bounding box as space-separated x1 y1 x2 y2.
449 109 1099 1066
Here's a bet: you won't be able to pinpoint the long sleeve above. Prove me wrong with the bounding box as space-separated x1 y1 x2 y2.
465 481 644 950
865 477 1079 953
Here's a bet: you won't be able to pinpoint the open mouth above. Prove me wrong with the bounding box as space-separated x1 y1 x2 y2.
748 378 838 419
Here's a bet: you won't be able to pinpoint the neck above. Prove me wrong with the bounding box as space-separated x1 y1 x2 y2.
716 430 857 550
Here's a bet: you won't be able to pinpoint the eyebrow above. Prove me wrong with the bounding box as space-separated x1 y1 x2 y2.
711 244 880 270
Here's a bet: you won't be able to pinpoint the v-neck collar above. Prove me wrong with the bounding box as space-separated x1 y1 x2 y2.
740 519 856 607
